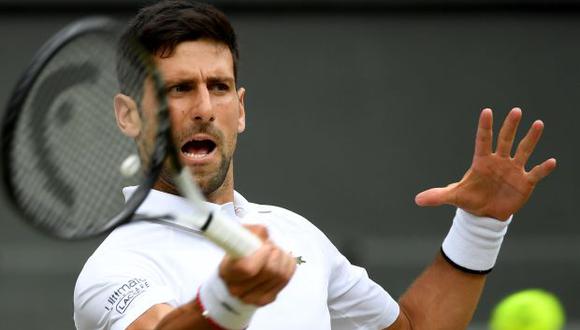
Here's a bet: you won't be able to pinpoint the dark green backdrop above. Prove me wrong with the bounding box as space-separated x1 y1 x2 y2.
0 1 578 329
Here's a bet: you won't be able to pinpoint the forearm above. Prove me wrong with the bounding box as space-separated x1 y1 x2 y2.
392 252 486 329
154 301 214 330
387 209 509 329
124 302 215 330
155 268 260 330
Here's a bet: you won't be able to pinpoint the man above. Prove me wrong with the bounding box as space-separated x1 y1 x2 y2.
73 1 557 329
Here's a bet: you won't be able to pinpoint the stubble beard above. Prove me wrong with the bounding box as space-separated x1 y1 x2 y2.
155 148 232 199
197 149 232 197
151 120 236 199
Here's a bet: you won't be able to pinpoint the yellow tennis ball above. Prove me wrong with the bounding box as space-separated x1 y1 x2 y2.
489 289 565 330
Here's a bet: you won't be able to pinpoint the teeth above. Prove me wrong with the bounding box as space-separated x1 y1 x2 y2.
183 152 208 159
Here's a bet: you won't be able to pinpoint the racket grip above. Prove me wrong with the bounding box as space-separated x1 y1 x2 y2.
203 212 262 258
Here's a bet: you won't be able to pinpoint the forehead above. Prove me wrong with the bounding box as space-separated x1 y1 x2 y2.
154 39 235 80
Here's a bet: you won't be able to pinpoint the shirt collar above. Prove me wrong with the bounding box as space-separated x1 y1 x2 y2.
122 186 252 219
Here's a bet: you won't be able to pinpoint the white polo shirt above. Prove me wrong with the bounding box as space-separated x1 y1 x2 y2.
73 189 399 330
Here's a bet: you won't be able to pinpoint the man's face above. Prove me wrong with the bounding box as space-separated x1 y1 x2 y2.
144 39 245 199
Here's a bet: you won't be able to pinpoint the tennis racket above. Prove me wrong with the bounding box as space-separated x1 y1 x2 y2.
1 17 261 258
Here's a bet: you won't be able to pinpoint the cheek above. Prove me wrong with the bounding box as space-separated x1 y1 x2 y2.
167 102 191 137
216 100 242 131
168 100 187 121
220 120 239 149
169 112 183 131
217 115 241 152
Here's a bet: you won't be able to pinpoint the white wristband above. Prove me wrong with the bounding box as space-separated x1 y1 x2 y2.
198 271 257 330
441 208 512 273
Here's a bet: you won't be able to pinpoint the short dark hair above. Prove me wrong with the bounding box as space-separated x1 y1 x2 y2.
117 0 239 98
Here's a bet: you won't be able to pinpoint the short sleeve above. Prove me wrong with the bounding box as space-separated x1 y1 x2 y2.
327 253 400 329
73 250 178 330
313 233 399 330
266 207 401 330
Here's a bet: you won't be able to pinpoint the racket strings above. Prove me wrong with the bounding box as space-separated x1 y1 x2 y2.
7 29 159 237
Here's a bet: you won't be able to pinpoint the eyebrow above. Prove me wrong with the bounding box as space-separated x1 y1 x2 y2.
164 79 195 87
164 76 234 87
207 76 235 85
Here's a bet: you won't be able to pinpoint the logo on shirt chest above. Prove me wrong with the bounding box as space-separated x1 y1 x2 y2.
295 255 306 265
104 278 150 314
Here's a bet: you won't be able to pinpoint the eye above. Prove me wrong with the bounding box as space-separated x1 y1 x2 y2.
168 83 193 94
209 82 230 92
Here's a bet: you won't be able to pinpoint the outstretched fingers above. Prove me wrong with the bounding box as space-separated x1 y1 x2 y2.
514 120 544 167
528 158 557 184
474 108 494 157
496 108 522 157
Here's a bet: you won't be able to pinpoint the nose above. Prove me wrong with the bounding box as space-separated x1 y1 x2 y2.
190 85 214 122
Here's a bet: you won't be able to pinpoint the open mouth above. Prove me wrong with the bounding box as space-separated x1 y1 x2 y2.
180 139 216 159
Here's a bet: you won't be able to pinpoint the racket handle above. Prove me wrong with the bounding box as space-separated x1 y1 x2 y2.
173 169 261 257
203 212 262 258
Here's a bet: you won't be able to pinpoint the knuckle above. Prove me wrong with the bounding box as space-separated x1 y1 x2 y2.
263 265 277 278
273 267 286 280
233 262 258 278
257 294 277 306
280 271 292 283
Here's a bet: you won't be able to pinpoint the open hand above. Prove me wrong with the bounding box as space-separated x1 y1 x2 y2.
415 108 556 220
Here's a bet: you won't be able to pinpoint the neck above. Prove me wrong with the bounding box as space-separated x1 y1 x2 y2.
153 164 235 205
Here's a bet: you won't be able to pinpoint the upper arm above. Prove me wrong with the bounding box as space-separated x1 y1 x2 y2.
326 261 400 329
322 238 399 329
73 249 180 330
126 304 175 330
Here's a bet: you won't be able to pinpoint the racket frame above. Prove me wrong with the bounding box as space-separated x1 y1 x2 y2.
1 17 163 239
2 17 261 257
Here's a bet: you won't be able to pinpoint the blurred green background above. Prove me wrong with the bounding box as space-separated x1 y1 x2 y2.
0 0 578 328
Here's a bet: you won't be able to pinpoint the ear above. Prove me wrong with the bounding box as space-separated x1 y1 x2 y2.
114 93 141 138
237 87 246 133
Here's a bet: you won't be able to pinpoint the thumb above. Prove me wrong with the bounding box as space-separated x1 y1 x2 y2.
415 185 456 207
243 224 269 242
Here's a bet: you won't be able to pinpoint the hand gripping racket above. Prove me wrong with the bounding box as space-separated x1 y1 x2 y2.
1 17 261 258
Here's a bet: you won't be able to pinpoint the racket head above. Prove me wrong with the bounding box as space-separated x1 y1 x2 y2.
1 17 169 239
